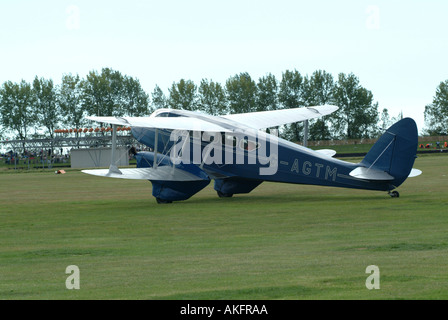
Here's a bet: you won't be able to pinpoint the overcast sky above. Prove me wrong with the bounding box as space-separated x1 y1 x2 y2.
1 0 448 132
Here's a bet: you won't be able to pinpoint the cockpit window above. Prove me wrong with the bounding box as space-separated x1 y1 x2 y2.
155 112 182 117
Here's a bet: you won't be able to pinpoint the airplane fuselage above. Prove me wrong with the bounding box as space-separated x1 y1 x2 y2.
131 126 393 193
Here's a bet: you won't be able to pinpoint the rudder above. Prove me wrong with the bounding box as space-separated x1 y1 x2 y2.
361 118 418 189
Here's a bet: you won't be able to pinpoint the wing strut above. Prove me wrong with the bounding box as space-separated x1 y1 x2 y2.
153 128 158 169
108 124 122 175
303 120 309 148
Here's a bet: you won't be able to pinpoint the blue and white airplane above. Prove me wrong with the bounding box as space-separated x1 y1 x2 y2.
83 106 421 203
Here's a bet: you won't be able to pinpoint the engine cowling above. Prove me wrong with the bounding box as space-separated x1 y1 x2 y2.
135 151 210 203
214 178 262 198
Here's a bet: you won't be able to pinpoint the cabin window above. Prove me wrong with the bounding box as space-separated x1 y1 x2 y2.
222 134 238 148
240 138 260 152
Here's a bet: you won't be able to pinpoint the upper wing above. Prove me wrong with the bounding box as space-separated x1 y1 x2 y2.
86 116 232 132
86 105 338 132
221 105 339 130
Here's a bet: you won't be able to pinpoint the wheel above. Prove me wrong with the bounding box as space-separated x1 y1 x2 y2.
389 191 399 198
217 191 233 198
156 197 173 204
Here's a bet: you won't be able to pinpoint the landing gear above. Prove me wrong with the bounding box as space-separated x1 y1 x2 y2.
156 197 173 204
217 191 233 198
388 190 400 198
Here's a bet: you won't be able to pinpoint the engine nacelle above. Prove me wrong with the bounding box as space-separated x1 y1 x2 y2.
135 151 210 203
214 178 262 197
151 179 210 202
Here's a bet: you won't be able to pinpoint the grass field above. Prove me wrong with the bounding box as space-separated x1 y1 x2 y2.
1 154 448 300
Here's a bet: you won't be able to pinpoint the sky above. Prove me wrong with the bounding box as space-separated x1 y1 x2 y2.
1 0 448 134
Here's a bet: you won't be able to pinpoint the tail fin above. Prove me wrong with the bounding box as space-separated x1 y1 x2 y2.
354 118 419 189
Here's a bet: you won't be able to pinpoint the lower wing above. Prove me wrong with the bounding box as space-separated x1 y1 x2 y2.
82 166 206 181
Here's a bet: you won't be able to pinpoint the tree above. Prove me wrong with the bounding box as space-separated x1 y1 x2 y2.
82 68 125 117
256 73 279 111
151 85 168 110
167 79 198 111
225 72 257 114
305 70 335 106
279 69 306 108
33 76 60 139
332 73 379 139
58 74 86 135
379 108 394 130
122 75 151 116
81 68 150 117
304 70 335 141
0 80 37 150
424 80 448 135
278 70 306 141
309 119 332 141
198 79 227 115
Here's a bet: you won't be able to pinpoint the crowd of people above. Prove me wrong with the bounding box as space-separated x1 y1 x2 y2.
419 141 448 149
1 149 70 166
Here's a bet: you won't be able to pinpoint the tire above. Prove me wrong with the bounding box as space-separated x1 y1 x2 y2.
217 191 233 198
156 197 173 204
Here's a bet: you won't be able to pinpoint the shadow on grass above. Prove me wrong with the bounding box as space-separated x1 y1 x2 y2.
181 193 388 207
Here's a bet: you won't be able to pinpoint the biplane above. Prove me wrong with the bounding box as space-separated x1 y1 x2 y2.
82 105 421 203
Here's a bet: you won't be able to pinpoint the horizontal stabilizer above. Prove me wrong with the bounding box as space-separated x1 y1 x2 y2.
315 149 337 157
82 166 206 181
409 168 422 178
349 166 394 181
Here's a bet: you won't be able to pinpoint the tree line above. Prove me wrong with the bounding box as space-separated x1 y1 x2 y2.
1 67 445 145
0 69 150 143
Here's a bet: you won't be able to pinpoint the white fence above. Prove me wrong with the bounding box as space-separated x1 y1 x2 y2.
70 147 129 168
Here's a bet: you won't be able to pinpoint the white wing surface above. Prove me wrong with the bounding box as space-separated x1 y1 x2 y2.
349 167 394 181
408 168 422 177
314 149 337 157
349 167 422 181
82 166 205 181
221 105 339 130
86 116 232 132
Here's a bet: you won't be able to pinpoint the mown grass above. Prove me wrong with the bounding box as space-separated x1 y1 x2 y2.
0 154 447 299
